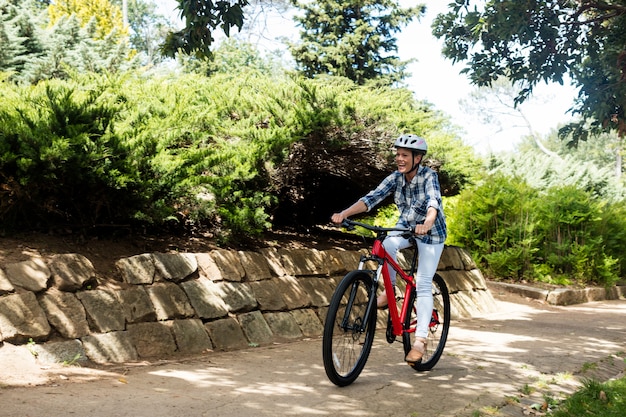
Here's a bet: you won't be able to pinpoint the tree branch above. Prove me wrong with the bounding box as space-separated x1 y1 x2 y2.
569 1 626 26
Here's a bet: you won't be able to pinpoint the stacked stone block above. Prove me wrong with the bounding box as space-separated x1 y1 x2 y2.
0 245 495 365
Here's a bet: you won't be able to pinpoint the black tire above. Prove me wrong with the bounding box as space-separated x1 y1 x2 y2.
322 270 377 386
402 273 450 371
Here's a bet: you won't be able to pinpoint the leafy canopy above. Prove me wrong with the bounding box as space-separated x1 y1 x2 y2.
433 0 626 143
161 0 248 58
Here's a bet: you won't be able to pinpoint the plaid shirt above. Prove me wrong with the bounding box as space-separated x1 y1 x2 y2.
360 166 447 244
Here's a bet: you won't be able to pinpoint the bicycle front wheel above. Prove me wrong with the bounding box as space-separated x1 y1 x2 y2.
322 270 377 386
402 273 450 371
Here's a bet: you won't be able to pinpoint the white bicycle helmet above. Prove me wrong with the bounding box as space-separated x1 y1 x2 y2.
394 134 428 153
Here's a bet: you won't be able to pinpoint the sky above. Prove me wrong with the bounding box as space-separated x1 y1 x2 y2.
154 0 578 155
399 1 577 154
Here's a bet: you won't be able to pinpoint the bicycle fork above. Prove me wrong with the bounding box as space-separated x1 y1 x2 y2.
339 271 378 334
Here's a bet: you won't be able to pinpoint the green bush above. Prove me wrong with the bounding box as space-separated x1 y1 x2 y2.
446 174 538 279
489 148 626 202
447 174 625 285
597 201 626 276
0 69 472 241
535 186 619 284
0 74 140 227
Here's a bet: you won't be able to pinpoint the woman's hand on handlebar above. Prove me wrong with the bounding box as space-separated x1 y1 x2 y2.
414 221 432 236
331 212 346 224
415 207 438 235
331 201 367 225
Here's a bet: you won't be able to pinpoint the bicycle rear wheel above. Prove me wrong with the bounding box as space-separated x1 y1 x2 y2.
402 273 450 371
322 270 377 386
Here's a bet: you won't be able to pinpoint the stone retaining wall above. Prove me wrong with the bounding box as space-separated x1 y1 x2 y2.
488 281 626 305
0 245 496 365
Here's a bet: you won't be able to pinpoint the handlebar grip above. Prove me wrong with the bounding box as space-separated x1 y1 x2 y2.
341 219 355 230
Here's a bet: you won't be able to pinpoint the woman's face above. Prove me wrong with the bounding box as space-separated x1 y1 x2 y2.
395 147 419 175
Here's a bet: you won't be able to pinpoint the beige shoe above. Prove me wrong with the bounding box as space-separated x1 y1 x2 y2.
405 337 427 364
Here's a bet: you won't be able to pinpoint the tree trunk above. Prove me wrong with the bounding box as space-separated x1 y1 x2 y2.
122 0 128 29
616 146 623 178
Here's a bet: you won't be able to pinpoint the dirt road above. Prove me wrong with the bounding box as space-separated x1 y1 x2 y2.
2 292 625 417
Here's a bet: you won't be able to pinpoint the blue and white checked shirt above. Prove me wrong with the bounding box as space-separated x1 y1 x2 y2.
359 166 447 244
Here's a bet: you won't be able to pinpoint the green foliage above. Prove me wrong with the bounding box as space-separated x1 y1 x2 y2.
0 0 138 83
433 1 626 140
489 151 626 202
289 0 423 85
540 128 625 178
0 69 465 241
48 0 127 41
447 173 625 285
596 201 626 280
536 186 619 284
180 38 285 78
548 377 626 417
0 0 48 75
161 0 248 59
0 73 139 227
447 174 538 280
467 147 626 284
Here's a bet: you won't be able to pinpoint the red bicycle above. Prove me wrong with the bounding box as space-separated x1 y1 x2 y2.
322 219 451 386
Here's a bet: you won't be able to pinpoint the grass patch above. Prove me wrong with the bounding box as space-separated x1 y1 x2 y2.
548 377 626 416
476 406 500 415
520 383 535 395
581 361 598 373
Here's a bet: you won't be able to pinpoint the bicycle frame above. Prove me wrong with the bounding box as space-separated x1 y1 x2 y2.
358 234 418 338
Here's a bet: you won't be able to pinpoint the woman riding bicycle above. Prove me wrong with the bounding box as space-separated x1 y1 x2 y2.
331 134 447 365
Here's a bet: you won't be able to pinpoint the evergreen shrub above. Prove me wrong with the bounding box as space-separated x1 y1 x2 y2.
0 69 470 242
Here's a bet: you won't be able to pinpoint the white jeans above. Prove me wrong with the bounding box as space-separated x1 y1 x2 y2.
383 232 444 339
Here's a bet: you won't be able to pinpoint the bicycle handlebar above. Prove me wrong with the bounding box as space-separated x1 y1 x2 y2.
340 218 430 237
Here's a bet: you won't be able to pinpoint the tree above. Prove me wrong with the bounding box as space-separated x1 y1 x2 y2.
462 77 561 158
432 0 626 143
0 0 137 83
110 0 175 65
288 0 423 85
48 0 128 41
161 0 248 58
0 4 26 73
543 128 625 179
180 38 284 77
0 0 47 75
240 0 291 44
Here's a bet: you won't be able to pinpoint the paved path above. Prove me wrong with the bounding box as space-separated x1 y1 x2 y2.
2 292 625 417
